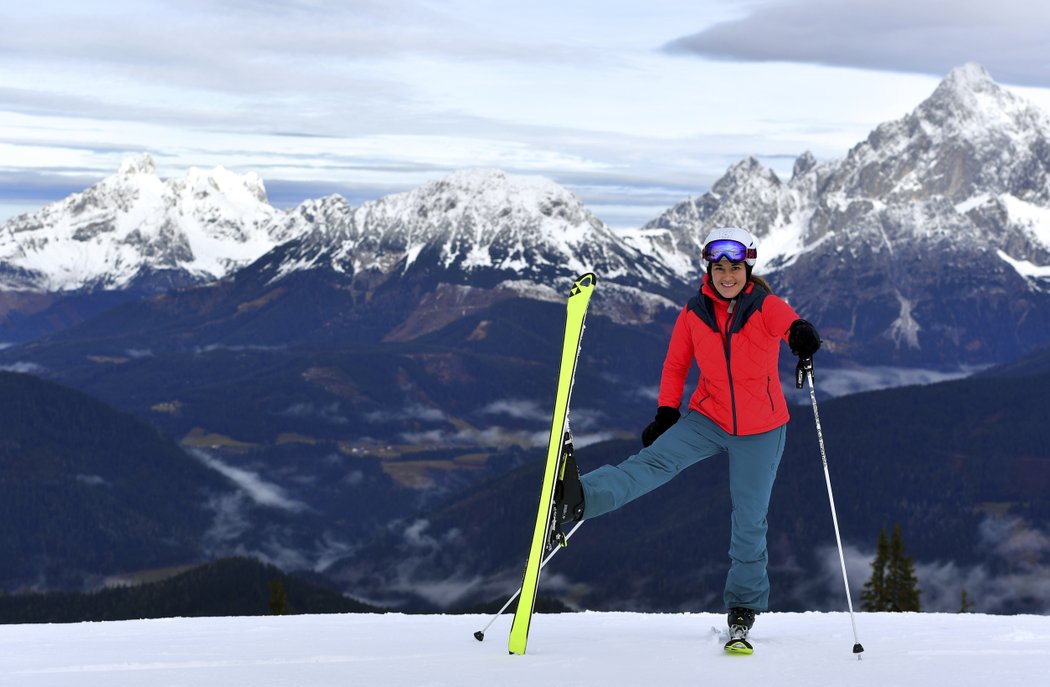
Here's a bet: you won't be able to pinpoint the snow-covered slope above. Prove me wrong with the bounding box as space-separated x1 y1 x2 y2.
249 168 683 324
631 63 1050 366
0 155 291 292
837 62 1050 204
631 64 1050 283
263 168 677 290
624 155 812 276
0 611 1046 687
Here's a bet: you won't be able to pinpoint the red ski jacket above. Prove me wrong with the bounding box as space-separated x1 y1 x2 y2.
657 277 800 436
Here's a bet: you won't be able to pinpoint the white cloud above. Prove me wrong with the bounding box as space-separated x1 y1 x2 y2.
366 403 447 424
190 448 309 513
665 0 1050 87
978 516 1050 561
820 516 1050 614
480 399 549 422
0 3 921 228
194 343 286 353
276 401 348 425
0 362 46 374
202 492 253 545
803 365 988 398
3 1 1049 232
75 474 110 487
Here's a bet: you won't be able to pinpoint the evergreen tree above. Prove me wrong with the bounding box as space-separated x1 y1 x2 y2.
862 524 922 612
960 589 974 613
887 523 922 612
269 577 289 615
861 527 890 611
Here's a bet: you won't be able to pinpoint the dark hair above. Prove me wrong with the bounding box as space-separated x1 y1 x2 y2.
749 273 774 296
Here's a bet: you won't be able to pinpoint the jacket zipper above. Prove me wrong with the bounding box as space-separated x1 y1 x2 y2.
724 298 737 435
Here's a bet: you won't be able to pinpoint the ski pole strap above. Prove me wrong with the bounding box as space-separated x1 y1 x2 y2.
795 357 814 389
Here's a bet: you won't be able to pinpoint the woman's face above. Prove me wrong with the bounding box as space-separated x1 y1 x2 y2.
710 258 747 299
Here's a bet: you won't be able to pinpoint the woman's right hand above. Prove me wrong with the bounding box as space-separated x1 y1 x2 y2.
641 406 681 447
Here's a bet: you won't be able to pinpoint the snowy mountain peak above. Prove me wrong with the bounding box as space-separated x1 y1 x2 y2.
332 167 624 278
118 153 157 176
917 62 1043 136
792 151 818 180
252 167 679 305
270 194 354 247
346 167 599 248
634 63 1050 366
436 167 567 194
176 165 270 207
826 62 1050 208
409 168 587 224
712 157 783 202
0 157 292 292
942 61 996 93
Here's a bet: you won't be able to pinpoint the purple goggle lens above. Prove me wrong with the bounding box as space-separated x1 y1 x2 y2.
703 239 756 263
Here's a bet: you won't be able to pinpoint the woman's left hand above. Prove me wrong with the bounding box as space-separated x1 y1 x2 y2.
789 319 821 359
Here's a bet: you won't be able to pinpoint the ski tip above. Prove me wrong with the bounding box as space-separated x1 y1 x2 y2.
723 640 754 656
474 631 485 642
572 273 597 292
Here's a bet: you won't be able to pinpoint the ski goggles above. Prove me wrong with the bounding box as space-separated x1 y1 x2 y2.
703 239 756 263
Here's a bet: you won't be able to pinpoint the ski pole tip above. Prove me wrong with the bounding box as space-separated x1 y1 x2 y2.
474 631 485 642
853 642 864 656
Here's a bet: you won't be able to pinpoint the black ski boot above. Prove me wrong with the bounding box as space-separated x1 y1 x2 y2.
727 607 755 632
553 441 585 525
724 607 755 655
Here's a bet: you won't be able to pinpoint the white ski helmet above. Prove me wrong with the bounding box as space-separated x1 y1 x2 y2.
701 227 758 267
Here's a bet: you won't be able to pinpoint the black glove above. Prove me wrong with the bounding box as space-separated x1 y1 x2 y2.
789 319 821 389
641 406 680 447
788 319 821 359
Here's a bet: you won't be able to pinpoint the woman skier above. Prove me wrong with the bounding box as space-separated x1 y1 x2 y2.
554 226 822 651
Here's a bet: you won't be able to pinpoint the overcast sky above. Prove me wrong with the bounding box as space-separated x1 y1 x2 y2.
3 0 1050 229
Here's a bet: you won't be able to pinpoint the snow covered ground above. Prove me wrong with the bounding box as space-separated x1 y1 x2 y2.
1 611 1047 686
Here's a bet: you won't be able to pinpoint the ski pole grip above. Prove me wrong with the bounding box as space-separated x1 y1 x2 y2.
795 357 813 389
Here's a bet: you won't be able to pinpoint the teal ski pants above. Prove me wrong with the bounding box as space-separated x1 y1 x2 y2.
580 410 786 612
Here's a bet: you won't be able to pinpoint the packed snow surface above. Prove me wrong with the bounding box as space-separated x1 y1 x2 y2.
1 611 1046 686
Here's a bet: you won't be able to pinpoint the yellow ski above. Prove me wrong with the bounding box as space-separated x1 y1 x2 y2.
508 272 596 655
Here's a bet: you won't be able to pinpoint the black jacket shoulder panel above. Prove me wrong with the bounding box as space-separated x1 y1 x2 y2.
687 292 718 331
730 284 769 335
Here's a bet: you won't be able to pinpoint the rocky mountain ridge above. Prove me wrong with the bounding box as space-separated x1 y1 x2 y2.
631 63 1050 366
0 155 288 293
5 63 1050 367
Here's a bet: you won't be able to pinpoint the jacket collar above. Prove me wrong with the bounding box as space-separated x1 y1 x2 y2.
690 276 768 334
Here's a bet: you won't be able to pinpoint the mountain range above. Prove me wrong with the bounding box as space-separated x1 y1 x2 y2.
1 63 1049 610
0 155 283 293
5 64 1050 370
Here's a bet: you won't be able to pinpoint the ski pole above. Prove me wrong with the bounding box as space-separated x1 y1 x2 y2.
798 358 864 658
473 520 583 641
